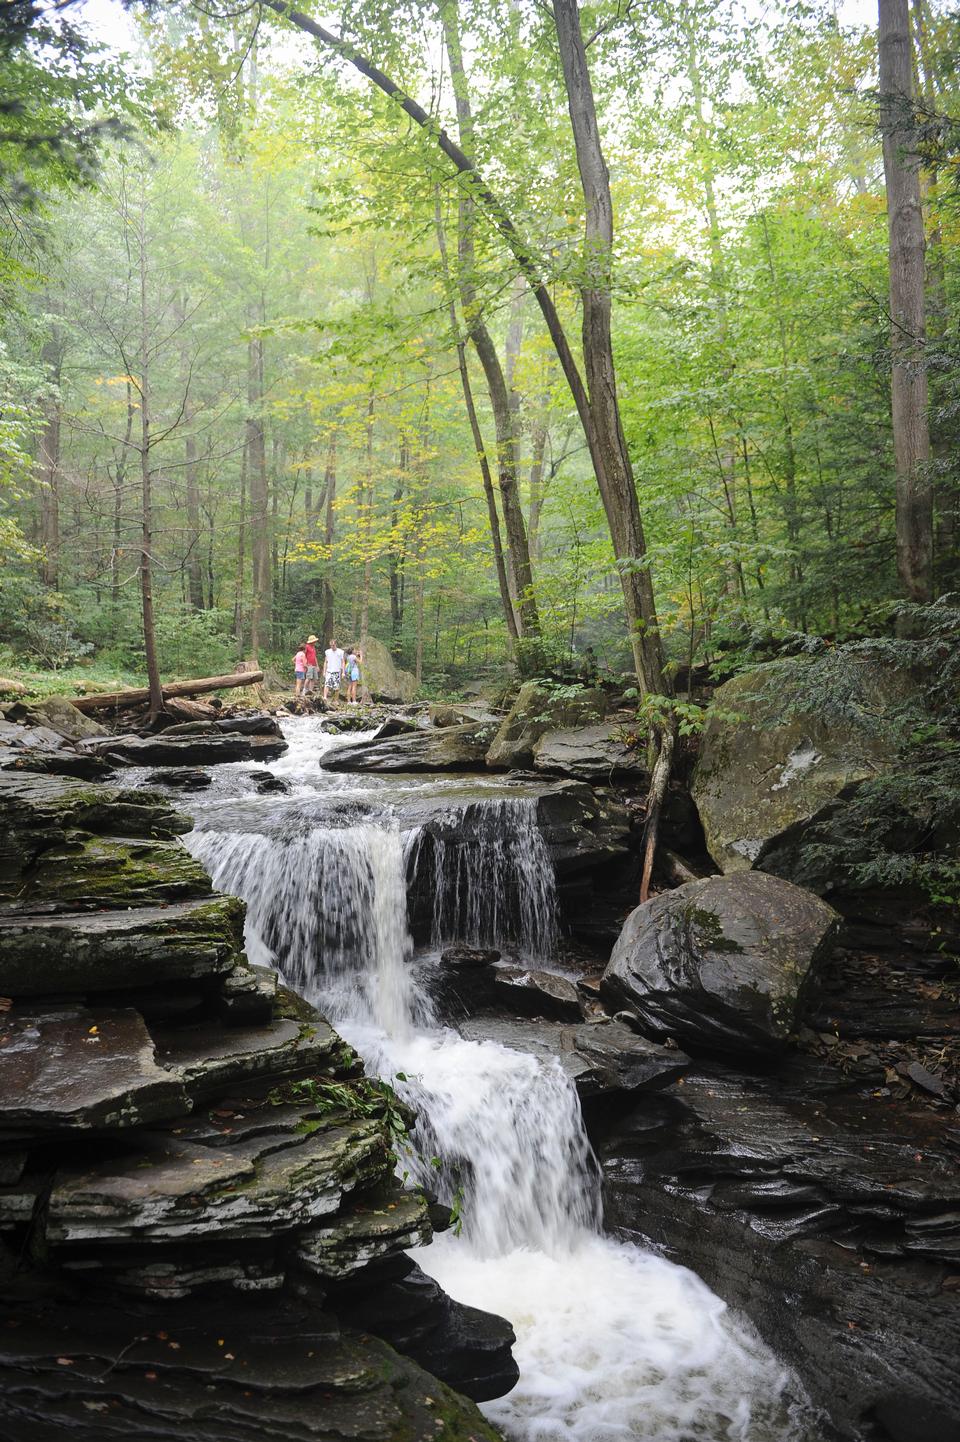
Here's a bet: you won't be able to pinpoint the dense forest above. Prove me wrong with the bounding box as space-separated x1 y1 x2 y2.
2 0 958 717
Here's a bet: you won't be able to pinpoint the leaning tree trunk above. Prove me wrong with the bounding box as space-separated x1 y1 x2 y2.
879 0 933 605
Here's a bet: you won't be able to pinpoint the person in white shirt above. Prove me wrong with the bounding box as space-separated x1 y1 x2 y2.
323 639 345 703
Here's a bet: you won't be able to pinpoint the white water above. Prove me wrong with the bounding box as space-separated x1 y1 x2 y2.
186 717 815 1442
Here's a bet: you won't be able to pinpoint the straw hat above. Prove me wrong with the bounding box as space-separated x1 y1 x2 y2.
307 634 318 643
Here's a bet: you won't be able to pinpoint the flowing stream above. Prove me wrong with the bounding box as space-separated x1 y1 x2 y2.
185 717 818 1442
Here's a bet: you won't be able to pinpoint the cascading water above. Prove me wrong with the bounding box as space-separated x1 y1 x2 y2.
413 797 560 958
185 717 817 1442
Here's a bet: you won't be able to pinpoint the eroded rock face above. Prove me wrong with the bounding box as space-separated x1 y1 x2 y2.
691 660 912 879
596 1062 960 1442
602 872 839 1058
486 682 607 770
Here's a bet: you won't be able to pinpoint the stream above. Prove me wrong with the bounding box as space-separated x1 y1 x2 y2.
182 716 821 1442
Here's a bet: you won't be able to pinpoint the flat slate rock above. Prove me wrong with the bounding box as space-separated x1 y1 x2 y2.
153 1017 341 1100
0 1005 188 1133
0 1303 503 1442
458 1015 688 1100
532 721 649 783
321 723 491 773
0 897 244 996
295 1190 432 1280
102 734 287 767
39 1115 391 1246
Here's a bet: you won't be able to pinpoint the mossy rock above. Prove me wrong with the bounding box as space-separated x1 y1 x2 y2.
486 682 607 770
691 659 916 877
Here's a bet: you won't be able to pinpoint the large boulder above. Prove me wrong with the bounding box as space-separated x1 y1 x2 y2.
486 682 607 770
692 659 913 877
23 694 110 741
533 720 648 783
602 872 839 1058
360 636 418 703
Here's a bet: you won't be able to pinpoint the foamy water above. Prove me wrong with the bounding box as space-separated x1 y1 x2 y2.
184 715 818 1442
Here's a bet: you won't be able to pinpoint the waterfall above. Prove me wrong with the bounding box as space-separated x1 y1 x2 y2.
184 717 815 1442
413 797 560 958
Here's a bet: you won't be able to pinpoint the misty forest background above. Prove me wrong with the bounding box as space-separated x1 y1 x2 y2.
1 0 958 703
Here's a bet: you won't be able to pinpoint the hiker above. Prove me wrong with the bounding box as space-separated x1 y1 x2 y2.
303 635 319 695
345 646 362 705
293 644 307 698
323 638 345 703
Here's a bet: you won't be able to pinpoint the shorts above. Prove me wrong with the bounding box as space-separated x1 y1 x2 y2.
306 664 319 680
326 670 342 691
295 670 305 681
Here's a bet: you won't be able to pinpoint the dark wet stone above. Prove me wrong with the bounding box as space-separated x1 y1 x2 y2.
145 767 213 790
459 1015 689 1102
254 771 290 794
294 1191 432 1280
596 1061 960 1442
602 871 839 1058
333 1261 519 1404
492 966 583 1022
217 964 277 1024
0 1005 188 1133
152 1017 341 1102
0 1298 503 1441
102 734 287 767
0 897 243 996
440 946 501 968
0 744 114 781
214 713 282 736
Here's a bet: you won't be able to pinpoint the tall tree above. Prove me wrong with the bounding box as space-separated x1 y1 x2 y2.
878 0 933 604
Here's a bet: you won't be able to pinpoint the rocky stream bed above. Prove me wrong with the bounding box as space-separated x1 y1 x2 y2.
0 674 958 1442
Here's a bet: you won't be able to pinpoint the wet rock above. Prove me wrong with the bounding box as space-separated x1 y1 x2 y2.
34 1117 392 1246
596 1062 960 1442
254 771 289 794
602 872 839 1058
486 681 607 770
424 948 500 1019
440 946 501 967
429 703 499 728
294 1191 432 1280
0 1297 503 1442
321 723 493 773
152 1017 341 1102
533 720 648 784
217 963 278 1025
492 966 583 1022
100 733 287 767
145 767 213 790
691 659 915 879
459 1016 689 1102
0 1005 188 1133
25 835 213 912
0 743 114 781
0 897 243 996
214 713 282 736
333 1260 519 1403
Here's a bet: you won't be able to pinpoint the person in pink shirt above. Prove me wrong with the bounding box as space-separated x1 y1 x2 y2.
293 646 307 698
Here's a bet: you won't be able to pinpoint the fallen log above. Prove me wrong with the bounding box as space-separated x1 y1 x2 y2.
69 671 265 714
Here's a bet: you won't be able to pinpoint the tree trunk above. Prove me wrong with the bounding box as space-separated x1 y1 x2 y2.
879 0 933 605
552 0 667 701
136 188 163 720
234 439 247 648
247 327 271 659
38 332 62 590
321 429 337 645
434 190 519 645
72 669 265 713
439 0 540 643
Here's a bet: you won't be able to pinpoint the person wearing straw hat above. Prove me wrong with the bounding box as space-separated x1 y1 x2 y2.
303 635 320 695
